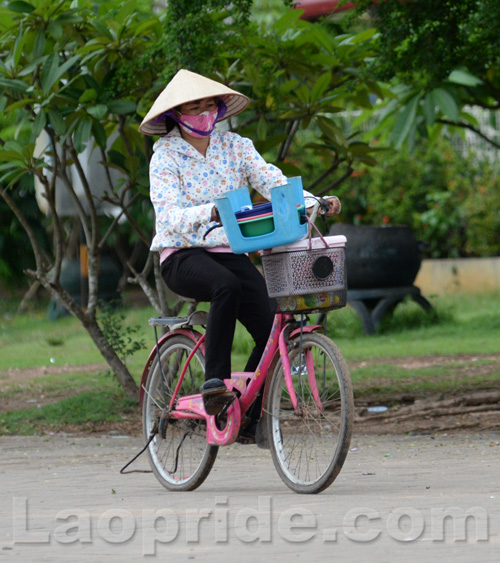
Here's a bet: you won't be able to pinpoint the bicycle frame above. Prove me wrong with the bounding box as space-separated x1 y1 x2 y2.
140 312 322 447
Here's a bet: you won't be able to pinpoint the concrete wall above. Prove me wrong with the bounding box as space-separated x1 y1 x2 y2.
415 257 500 295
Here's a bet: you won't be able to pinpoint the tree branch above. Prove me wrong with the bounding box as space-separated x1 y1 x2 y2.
316 165 354 197
118 116 135 156
437 118 500 150
308 160 342 193
66 138 102 313
127 253 162 313
0 185 50 273
277 119 300 162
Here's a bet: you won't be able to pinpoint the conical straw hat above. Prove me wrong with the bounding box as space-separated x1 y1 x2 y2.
139 69 250 136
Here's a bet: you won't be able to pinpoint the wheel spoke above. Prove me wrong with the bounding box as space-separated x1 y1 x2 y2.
268 333 354 494
142 335 218 491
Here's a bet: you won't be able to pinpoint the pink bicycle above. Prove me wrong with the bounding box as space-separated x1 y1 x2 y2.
139 202 354 494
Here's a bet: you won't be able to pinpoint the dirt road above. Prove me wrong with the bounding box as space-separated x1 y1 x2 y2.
1 430 499 562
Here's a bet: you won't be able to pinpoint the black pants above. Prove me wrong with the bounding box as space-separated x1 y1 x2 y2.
161 249 274 383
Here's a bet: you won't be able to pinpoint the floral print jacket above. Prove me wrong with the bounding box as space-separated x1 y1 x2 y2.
149 128 295 251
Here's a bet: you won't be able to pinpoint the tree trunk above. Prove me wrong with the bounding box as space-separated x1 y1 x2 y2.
31 273 139 401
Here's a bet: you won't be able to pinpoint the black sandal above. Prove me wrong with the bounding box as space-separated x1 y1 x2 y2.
200 378 235 416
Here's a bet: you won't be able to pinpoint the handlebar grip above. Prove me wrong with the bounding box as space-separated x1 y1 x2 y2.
318 198 330 215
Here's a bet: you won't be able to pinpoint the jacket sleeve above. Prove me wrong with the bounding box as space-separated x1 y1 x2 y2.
150 151 216 237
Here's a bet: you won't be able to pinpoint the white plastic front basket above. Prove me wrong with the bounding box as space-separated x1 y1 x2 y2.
261 235 347 314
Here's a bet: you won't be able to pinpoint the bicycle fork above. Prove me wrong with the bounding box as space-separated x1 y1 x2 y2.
278 323 323 412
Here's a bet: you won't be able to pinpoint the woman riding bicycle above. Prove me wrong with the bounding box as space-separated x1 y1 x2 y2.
139 69 340 438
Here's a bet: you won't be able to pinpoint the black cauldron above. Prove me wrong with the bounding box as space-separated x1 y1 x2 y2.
329 224 422 289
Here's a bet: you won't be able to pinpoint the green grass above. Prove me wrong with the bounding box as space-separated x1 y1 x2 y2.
319 292 500 400
0 298 158 376
326 292 500 359
349 358 500 400
1 292 500 434
1 390 137 435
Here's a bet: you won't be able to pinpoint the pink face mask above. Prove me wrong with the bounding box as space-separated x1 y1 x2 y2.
178 108 219 138
165 101 228 138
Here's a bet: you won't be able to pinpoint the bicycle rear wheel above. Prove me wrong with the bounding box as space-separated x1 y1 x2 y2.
267 332 354 494
142 334 218 491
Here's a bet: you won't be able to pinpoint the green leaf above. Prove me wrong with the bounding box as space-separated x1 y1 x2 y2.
47 21 63 40
48 109 66 135
358 155 378 166
55 55 80 83
295 84 310 105
0 76 29 92
427 122 444 146
349 28 377 44
253 134 288 154
273 9 304 36
6 1 35 14
448 70 483 87
316 116 344 144
134 19 160 37
256 116 268 141
108 100 136 115
0 150 26 162
91 120 107 150
0 165 27 186
432 88 459 121
17 60 39 77
40 54 80 94
423 93 435 126
40 54 59 94
79 89 97 103
3 140 24 155
310 72 331 105
5 98 36 111
91 20 114 40
393 94 420 148
55 10 82 24
87 104 107 120
32 110 47 139
13 27 27 67
73 117 92 153
33 30 46 58
280 79 299 95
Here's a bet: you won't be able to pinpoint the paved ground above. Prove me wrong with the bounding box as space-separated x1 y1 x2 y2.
1 430 499 562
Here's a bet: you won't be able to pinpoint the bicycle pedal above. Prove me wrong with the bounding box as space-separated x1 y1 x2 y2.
236 434 256 446
203 391 235 416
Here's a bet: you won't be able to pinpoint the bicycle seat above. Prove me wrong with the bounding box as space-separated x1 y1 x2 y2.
149 310 209 329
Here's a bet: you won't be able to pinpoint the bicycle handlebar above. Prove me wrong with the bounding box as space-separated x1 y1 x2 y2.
308 197 330 225
202 196 333 242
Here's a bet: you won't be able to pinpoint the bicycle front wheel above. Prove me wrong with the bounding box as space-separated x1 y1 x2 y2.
267 332 354 494
142 335 218 491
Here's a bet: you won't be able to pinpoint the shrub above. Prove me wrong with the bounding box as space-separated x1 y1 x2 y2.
335 139 500 258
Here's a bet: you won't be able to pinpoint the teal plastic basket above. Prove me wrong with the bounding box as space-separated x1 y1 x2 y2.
215 177 308 254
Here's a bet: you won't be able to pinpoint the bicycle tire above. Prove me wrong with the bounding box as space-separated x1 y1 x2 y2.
267 332 354 494
142 334 218 491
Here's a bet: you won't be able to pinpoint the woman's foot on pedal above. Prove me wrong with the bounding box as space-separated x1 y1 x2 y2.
200 378 235 416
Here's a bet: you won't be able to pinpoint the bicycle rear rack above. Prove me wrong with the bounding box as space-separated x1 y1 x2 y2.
149 310 209 330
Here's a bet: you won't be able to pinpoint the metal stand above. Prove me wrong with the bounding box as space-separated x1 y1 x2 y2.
347 285 433 335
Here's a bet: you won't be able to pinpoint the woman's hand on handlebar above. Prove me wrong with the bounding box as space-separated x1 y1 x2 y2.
211 205 220 222
307 197 341 217
322 196 341 216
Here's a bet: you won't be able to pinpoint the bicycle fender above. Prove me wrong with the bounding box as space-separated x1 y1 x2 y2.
288 324 322 339
139 329 205 405
278 324 323 410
